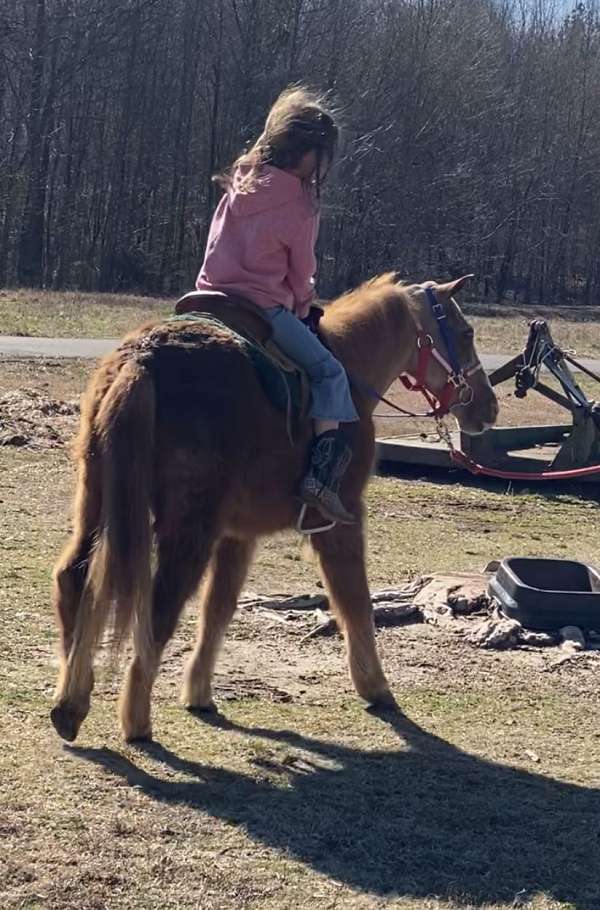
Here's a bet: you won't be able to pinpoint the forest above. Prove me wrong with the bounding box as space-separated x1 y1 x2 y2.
2 0 600 304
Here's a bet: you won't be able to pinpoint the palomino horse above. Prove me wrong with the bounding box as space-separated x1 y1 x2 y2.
50 274 498 742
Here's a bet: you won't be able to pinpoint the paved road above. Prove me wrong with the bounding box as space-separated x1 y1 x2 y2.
0 336 116 359
1 335 600 375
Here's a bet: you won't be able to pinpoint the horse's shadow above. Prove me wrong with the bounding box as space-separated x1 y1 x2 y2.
70 709 600 908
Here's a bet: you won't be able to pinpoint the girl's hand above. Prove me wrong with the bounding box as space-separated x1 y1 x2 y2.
301 305 324 334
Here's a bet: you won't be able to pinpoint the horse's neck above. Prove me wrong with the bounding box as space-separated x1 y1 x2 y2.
322 290 417 415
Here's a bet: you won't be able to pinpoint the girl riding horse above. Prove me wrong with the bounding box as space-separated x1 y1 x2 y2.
197 87 357 525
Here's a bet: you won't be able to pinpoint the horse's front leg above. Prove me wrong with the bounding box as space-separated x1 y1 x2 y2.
311 520 395 708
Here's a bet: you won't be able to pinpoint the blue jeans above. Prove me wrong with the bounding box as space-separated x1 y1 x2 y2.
264 306 359 422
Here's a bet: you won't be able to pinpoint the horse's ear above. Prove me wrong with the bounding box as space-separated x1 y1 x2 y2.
436 274 475 298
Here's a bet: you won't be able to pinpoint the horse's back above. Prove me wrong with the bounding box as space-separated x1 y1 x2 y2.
81 322 309 533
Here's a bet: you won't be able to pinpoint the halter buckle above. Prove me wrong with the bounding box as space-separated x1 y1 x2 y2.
458 383 474 406
443 373 475 410
417 333 434 350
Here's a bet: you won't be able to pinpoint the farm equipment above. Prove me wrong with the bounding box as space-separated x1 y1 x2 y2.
376 319 600 481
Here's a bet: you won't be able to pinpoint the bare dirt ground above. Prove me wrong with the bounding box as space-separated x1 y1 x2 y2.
0 352 594 456
1 358 600 910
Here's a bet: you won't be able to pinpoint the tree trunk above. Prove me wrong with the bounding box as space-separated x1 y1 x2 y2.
17 0 47 286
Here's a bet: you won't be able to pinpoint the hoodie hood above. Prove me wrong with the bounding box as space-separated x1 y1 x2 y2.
228 164 305 217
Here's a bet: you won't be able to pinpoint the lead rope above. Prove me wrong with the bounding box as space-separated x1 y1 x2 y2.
435 413 600 480
434 415 456 452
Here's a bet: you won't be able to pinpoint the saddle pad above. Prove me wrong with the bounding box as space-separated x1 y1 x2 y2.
166 311 309 427
175 290 272 344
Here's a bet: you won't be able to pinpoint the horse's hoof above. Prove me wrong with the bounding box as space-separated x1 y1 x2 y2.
124 729 153 744
121 716 153 743
365 690 398 712
51 704 83 742
185 700 218 715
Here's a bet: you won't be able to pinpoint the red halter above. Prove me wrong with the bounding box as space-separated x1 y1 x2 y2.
399 328 483 418
351 286 484 420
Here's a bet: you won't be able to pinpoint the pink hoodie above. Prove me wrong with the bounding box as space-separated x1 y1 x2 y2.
196 165 318 319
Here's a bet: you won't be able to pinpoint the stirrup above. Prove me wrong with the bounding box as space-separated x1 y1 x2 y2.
296 502 336 536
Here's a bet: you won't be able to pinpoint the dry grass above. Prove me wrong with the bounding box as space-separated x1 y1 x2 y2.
0 288 172 339
467 308 600 359
1 360 599 910
2 289 600 364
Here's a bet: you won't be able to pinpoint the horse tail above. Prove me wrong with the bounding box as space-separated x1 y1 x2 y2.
88 355 155 659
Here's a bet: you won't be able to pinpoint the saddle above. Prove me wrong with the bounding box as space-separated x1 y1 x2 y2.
173 290 311 428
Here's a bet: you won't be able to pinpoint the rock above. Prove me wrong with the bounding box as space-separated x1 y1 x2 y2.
448 583 491 616
415 573 491 623
303 601 420 641
371 581 425 603
468 615 522 649
0 433 29 447
559 625 586 651
518 629 559 647
240 593 327 611
371 603 420 625
301 609 337 641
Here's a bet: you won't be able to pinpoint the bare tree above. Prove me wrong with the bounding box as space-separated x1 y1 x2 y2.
2 0 600 305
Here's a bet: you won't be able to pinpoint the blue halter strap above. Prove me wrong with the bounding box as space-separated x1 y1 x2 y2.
424 286 462 378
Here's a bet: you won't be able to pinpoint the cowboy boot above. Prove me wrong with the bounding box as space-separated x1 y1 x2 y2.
300 429 356 524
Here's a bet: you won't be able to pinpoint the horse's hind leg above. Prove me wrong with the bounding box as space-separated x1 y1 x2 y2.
311 523 394 708
51 454 102 741
182 536 255 711
119 502 219 742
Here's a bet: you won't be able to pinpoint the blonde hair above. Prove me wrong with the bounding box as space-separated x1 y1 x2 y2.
215 86 338 195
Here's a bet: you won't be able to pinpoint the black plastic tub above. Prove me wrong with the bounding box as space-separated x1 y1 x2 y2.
489 557 600 631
